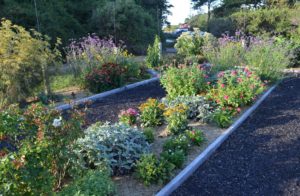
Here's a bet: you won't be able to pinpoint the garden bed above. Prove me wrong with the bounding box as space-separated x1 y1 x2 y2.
80 77 271 196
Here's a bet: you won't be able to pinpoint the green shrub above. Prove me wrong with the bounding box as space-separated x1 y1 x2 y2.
160 150 185 169
143 127 155 143
164 104 188 135
207 68 265 108
0 19 61 106
203 38 244 72
146 35 161 68
186 129 205 146
74 123 149 175
135 154 175 186
163 134 190 155
160 65 207 100
174 31 205 63
58 170 116 196
245 39 290 82
212 107 234 128
139 98 165 127
0 104 84 195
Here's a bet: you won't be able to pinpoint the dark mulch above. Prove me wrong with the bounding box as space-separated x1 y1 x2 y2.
172 77 300 196
85 81 166 125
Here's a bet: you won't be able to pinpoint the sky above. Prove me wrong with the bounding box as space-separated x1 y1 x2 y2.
167 0 205 25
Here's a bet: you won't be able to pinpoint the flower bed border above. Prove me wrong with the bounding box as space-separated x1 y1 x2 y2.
56 70 159 111
156 84 278 196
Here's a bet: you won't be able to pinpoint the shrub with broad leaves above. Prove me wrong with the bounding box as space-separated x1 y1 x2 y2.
160 65 207 100
74 122 149 175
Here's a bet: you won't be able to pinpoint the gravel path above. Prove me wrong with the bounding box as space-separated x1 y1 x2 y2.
85 81 166 124
172 77 300 196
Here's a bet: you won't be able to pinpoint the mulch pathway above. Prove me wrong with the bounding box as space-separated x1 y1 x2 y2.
85 81 166 125
172 77 300 196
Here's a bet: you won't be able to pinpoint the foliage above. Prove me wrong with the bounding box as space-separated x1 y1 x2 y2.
0 104 84 195
244 39 290 82
164 104 188 135
212 107 234 128
174 31 205 63
118 108 139 126
208 17 236 37
160 65 207 100
135 154 175 186
74 122 149 175
207 68 265 108
0 0 170 53
162 95 214 122
58 169 116 196
139 98 165 127
203 33 245 72
143 127 155 144
84 63 125 93
160 150 185 169
186 129 205 146
163 134 190 155
146 35 161 68
231 8 296 37
0 19 61 106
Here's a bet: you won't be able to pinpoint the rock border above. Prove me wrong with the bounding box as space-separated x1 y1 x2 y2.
156 84 278 196
56 70 159 111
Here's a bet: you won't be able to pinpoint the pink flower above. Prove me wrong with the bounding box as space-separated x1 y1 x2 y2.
224 95 229 100
231 70 237 76
127 108 138 116
207 81 211 85
221 83 225 88
204 75 209 79
237 78 243 83
217 72 224 78
237 107 241 113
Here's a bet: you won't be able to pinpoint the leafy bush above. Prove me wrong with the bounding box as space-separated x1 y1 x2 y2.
143 127 155 143
207 68 265 108
162 95 214 122
84 63 125 93
146 35 161 68
244 39 290 82
160 65 207 100
164 104 188 135
74 123 149 175
0 19 61 106
174 31 205 63
139 98 165 127
135 154 175 186
203 34 245 72
118 108 139 126
0 104 84 195
212 107 234 128
186 129 205 146
163 134 190 155
160 150 185 169
58 169 116 196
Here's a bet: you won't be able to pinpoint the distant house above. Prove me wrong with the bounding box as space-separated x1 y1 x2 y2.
179 23 190 29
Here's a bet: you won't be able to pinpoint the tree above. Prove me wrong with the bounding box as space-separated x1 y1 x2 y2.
191 0 219 32
0 19 61 106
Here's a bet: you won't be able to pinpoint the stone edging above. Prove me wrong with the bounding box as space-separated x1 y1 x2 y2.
156 84 278 196
56 70 159 111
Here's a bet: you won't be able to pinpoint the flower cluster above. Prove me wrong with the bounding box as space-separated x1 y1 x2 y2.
119 108 139 126
139 98 165 127
186 129 204 146
84 63 125 93
164 104 188 135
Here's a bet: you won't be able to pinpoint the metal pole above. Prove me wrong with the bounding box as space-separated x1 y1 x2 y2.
33 0 40 32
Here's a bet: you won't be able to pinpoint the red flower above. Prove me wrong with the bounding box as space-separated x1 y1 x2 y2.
224 95 229 100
